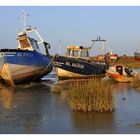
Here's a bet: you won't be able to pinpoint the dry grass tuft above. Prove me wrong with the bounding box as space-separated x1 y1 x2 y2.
69 78 115 112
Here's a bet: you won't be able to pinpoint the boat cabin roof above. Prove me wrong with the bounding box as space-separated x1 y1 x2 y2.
65 45 91 59
66 45 91 51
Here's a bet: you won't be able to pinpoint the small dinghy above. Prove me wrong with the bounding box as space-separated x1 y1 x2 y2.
106 64 138 82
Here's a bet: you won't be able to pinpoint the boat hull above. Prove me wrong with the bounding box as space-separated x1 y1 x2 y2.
107 73 137 83
115 77 136 83
0 49 53 85
54 56 107 79
56 68 106 79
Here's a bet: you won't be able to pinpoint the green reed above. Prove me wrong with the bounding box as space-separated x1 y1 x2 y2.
69 78 114 112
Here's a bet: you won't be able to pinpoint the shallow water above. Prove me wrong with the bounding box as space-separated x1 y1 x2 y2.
0 73 140 134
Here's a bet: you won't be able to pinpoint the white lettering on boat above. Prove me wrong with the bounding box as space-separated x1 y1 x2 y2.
4 52 16 55
65 61 84 69
54 61 65 66
17 53 33 57
66 62 71 66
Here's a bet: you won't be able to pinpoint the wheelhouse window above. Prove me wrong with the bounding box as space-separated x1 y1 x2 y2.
66 50 70 56
28 38 41 53
19 38 31 49
71 50 78 57
80 50 89 57
29 38 39 50
65 46 90 58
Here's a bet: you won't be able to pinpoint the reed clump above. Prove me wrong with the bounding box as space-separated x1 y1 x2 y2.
69 78 114 112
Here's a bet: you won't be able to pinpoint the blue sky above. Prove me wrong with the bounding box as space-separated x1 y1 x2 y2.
0 6 140 56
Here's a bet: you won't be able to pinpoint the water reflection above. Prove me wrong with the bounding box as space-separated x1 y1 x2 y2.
0 82 52 134
1 74 140 133
52 79 116 133
51 79 94 94
51 79 94 105
14 82 51 134
51 79 76 104
24 113 42 134
71 112 116 133
0 86 13 109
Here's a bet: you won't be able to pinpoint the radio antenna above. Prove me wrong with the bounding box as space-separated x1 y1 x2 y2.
18 10 29 32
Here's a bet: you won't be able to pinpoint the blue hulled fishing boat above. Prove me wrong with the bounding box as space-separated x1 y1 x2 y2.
0 25 53 86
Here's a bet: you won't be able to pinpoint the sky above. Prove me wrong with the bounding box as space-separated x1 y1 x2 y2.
0 6 140 56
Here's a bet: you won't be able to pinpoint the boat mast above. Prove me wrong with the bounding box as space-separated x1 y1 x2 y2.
18 10 29 32
58 41 62 55
92 36 106 44
18 11 50 52
18 11 45 44
91 36 107 54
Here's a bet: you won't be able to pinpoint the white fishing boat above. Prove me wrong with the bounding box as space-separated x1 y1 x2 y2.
106 64 138 82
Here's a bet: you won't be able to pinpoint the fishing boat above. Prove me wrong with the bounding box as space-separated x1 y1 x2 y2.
94 37 118 61
106 64 138 82
0 25 53 86
108 51 118 60
96 52 118 61
134 50 140 60
53 45 108 79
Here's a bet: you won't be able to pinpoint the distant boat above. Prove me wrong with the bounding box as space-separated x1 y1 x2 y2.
106 64 138 82
0 26 53 86
93 37 118 61
134 50 140 60
108 51 118 60
53 45 108 79
96 51 118 61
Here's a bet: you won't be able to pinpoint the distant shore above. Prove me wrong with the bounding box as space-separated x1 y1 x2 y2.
90 56 140 69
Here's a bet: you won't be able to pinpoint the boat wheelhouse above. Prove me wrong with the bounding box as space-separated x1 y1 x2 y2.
65 45 91 59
